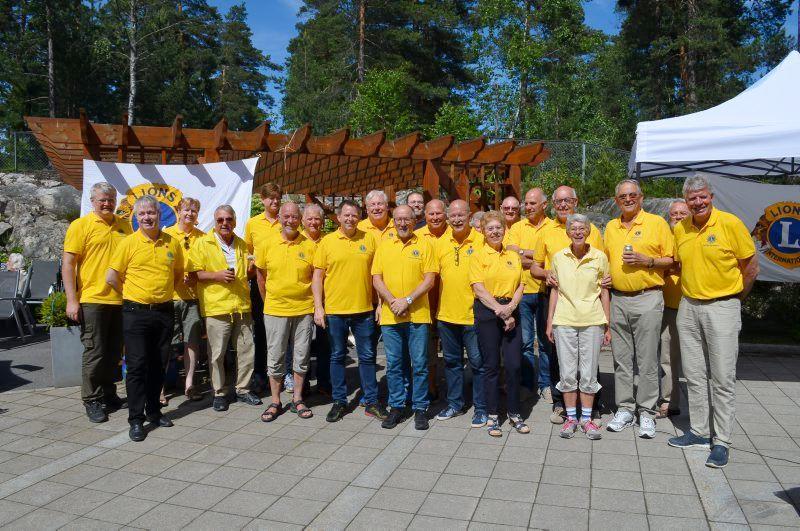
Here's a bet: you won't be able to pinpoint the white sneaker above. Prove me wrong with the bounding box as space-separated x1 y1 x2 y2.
607 410 635 432
639 416 656 439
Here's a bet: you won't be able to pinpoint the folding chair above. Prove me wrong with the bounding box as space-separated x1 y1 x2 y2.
21 260 59 333
0 270 28 341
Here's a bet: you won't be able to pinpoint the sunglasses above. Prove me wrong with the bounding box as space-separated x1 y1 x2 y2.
216 217 234 223
184 235 190 250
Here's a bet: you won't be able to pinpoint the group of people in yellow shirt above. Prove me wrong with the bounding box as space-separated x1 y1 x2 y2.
63 174 757 468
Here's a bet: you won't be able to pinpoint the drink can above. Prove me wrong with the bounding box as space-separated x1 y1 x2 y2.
624 244 633 253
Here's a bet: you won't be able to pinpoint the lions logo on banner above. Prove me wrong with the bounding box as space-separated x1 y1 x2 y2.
115 183 184 230
751 202 800 269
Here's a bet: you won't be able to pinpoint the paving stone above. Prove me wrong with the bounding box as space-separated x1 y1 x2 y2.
647 515 711 530
309 459 367 482
740 499 800 526
85 495 159 525
2 507 77 530
499 445 547 464
455 442 503 461
84 469 149 494
592 454 640 472
492 461 542 482
186 510 252 530
309 485 376 529
348 507 413 530
287 441 340 459
425 426 469 442
129 502 202 529
444 456 495 477
328 444 381 464
286 476 348 502
418 492 479 520
366 486 428 513
591 469 643 491
482 478 538 503
224 451 282 470
540 465 590 487
84 449 141 470
0 499 36 526
401 451 450 472
124 476 190 502
158 460 218 482
432 473 489 497
58 516 122 530
48 464 111 487
643 473 698 495
44 487 115 515
186 445 241 465
150 440 205 460
530 503 588 530
122 454 180 475
198 465 259 489
385 468 440 491
7 479 75 506
259 496 327 525
472 498 533 527
212 490 278 517
0 454 53 475
590 487 646 513
589 509 649 530
645 492 706 518
240 470 302 496
408 514 469 530
723 463 778 482
170 483 233 510
267 455 322 476
535 483 590 509
245 519 304 530
416 438 461 457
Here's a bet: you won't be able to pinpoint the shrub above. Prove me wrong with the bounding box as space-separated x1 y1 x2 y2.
38 291 68 328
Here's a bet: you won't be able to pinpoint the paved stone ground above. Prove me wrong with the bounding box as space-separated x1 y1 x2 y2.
0 348 799 530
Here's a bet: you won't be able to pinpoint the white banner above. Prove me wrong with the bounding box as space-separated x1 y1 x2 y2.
81 158 257 237
710 175 800 282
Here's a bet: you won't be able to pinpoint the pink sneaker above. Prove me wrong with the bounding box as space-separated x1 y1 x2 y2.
560 417 579 439
581 420 602 440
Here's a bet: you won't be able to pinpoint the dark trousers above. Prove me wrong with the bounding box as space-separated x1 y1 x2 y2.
80 303 123 403
311 324 331 392
250 279 267 378
122 302 173 424
474 299 522 416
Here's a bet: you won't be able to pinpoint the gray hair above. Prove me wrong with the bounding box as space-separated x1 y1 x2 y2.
566 213 591 234
133 195 159 216
683 175 713 196
302 203 325 218
670 198 687 207
406 191 424 203
90 182 116 200
615 179 642 196
7 253 24 270
365 190 388 204
214 204 236 218
552 186 577 202
470 211 484 228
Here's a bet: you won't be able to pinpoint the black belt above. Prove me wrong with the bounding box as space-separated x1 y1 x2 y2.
494 297 512 304
123 300 174 311
696 293 741 303
611 286 661 297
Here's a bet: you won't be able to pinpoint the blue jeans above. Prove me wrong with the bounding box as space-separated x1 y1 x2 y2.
438 321 485 414
326 313 379 405
382 323 430 411
519 293 558 394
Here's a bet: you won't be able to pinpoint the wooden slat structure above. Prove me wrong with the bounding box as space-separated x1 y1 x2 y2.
25 114 550 209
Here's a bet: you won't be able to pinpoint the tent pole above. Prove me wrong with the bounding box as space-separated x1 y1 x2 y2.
636 162 641 180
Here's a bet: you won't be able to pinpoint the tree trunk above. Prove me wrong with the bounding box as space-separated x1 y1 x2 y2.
511 0 532 138
357 0 366 83
681 0 698 111
127 0 138 125
45 0 55 117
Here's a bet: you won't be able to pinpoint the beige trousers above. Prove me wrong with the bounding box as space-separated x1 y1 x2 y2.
659 307 682 408
677 296 741 448
610 289 663 419
264 314 313 377
206 313 255 397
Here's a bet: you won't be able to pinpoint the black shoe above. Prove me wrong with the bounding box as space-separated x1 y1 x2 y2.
102 395 126 413
147 416 174 428
414 410 429 431
381 407 406 429
129 422 146 442
326 402 346 423
364 403 389 420
236 391 263 406
85 400 108 423
212 397 229 412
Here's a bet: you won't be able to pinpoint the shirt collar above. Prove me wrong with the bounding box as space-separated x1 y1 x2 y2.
523 216 551 229
278 232 306 246
618 208 645 226
393 233 418 246
448 228 478 245
136 228 163 244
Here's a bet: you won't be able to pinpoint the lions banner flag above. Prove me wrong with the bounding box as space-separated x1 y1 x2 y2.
710 175 800 282
81 158 258 238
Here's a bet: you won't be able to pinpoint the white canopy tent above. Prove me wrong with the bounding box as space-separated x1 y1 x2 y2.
628 50 800 179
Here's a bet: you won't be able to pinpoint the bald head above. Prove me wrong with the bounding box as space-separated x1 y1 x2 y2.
552 185 578 222
447 199 470 235
501 196 520 225
279 201 301 236
524 188 548 222
424 199 446 232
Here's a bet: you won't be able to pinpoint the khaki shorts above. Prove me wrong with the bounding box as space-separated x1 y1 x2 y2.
172 299 203 347
265 314 313 378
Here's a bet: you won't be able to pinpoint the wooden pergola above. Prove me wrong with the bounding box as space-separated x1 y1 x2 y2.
25 112 550 210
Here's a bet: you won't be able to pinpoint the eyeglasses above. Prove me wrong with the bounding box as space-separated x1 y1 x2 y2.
184 235 190 250
616 193 640 200
216 217 234 223
93 198 115 204
553 198 577 206
454 247 460 266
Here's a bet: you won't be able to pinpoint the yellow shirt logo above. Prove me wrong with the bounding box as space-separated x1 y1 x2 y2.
115 183 184 230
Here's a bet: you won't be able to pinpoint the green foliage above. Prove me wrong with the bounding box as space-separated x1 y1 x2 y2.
38 291 68 328
742 282 800 343
251 194 264 217
349 68 419 137
426 102 480 141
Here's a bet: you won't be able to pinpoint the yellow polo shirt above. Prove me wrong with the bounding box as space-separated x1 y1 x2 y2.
502 220 518 245
163 225 205 301
313 229 376 315
604 210 674 292
674 208 755 300
63 212 132 304
506 217 555 294
358 217 396 242
551 246 609 327
415 224 452 241
244 214 281 254
187 231 251 317
371 234 437 325
469 244 524 298
533 220 605 269
663 270 682 309
436 229 483 325
255 233 316 316
109 230 182 305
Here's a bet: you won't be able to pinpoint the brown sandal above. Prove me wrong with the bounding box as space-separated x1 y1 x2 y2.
260 402 281 422
290 400 313 419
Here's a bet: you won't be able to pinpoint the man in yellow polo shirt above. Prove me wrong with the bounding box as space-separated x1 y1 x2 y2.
255 202 316 422
372 205 436 431
604 179 674 439
107 195 182 442
506 187 556 400
301 203 331 395
500 195 521 236
531 185 605 424
668 175 758 469
245 182 283 393
313 200 387 423
358 189 396 241
189 205 261 413
63 182 132 423
433 200 487 427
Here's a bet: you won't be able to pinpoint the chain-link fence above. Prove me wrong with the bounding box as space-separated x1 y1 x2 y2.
0 131 52 173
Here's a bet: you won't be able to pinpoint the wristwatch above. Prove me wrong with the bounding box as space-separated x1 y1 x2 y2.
518 249 525 256
405 296 413 305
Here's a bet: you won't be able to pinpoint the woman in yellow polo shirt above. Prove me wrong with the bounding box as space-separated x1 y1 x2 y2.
545 214 610 441
469 211 528 437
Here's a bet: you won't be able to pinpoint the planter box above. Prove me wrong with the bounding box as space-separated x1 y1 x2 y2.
50 326 83 388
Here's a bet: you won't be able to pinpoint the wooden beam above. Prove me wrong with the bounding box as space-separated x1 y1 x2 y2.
117 114 129 162
213 117 228 150
307 127 350 155
379 131 421 158
170 115 183 149
411 135 454 160
78 108 100 160
442 137 485 163
473 140 516 164
508 165 522 198
503 142 542 165
251 121 271 151
528 148 551 166
343 130 385 157
423 160 446 201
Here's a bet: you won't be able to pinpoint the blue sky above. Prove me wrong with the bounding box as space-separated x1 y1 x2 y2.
209 0 798 127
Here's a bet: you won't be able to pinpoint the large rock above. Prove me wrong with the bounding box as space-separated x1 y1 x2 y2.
0 173 80 260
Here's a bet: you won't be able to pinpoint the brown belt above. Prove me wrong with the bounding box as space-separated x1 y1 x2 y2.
611 286 661 297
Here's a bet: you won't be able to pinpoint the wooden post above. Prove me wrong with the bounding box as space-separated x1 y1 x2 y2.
78 108 100 160
509 165 522 199
423 160 446 201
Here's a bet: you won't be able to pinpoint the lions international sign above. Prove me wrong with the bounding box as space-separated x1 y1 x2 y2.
710 176 800 282
81 158 258 237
